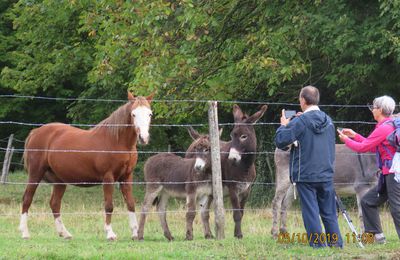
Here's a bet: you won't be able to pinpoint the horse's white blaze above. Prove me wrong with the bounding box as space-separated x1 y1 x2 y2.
19 213 30 239
228 148 241 162
132 106 152 144
104 224 117 240
55 217 72 239
128 211 138 238
194 158 206 171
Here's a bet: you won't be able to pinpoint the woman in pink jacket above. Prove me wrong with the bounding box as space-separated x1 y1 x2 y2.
338 95 397 244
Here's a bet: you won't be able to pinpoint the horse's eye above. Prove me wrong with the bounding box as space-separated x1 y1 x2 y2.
240 134 248 141
149 113 153 118
204 148 209 153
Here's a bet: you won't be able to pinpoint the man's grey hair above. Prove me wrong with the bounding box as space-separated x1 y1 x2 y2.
373 95 396 116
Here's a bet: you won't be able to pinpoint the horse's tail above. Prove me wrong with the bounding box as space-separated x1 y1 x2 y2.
23 130 35 173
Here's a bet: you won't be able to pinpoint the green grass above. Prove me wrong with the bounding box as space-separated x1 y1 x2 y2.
1 172 400 259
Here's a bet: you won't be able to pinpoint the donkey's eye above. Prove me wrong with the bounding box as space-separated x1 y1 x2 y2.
149 113 153 118
204 148 209 153
240 134 248 141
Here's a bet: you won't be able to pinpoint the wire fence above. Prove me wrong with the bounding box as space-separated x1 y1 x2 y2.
3 94 398 108
0 95 382 221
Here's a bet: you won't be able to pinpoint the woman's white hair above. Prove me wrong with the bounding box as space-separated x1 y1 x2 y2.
373 95 396 116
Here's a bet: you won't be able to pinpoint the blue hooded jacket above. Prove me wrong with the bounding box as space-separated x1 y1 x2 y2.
274 110 335 183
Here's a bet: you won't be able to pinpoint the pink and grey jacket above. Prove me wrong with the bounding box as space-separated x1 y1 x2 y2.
344 117 396 175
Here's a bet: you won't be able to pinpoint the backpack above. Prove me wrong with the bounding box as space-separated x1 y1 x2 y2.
387 117 400 152
387 117 400 175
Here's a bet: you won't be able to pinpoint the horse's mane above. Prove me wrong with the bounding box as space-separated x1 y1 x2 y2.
92 102 131 140
92 97 150 141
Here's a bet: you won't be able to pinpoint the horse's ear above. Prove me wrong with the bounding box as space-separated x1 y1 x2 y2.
188 126 201 140
127 91 135 101
246 105 268 124
233 104 244 122
146 92 155 103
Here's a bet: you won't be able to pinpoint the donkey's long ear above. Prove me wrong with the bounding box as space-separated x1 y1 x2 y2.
128 91 136 101
146 92 155 103
233 104 245 122
247 105 268 124
188 126 201 140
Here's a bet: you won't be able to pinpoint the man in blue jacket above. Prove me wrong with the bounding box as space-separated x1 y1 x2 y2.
274 86 343 248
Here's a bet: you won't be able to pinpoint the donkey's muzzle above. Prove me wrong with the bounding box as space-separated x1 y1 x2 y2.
228 148 241 163
194 158 206 172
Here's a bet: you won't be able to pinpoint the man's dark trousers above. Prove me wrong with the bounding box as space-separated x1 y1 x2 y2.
296 181 343 248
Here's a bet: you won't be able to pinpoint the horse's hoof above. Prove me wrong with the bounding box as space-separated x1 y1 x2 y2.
166 236 174 241
22 235 30 240
107 236 117 241
185 236 193 241
131 235 138 241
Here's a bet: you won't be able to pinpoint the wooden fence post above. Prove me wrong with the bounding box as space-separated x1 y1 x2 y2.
208 101 225 239
1 134 14 184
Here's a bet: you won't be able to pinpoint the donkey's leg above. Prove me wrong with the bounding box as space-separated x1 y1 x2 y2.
138 186 162 241
271 188 286 238
199 195 213 239
271 177 291 238
229 188 243 239
157 193 173 241
186 193 197 241
20 166 46 239
356 187 369 233
49 184 72 239
120 175 138 240
280 184 294 234
103 174 116 241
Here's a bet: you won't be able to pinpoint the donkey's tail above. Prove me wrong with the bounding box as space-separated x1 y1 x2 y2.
152 196 160 206
23 130 35 173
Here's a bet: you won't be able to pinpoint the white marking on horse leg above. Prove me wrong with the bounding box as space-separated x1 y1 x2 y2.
55 217 72 239
228 148 241 162
128 211 138 239
19 213 30 239
104 224 117 241
194 158 206 171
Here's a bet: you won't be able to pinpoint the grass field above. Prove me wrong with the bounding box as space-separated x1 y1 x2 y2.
1 172 400 259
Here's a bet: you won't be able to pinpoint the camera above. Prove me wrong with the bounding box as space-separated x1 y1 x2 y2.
284 110 296 119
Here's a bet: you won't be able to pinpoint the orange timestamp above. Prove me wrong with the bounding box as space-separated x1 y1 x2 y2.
345 232 375 244
277 232 339 245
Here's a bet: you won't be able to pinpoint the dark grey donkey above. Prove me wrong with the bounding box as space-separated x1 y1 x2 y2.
271 144 378 239
137 131 213 241
187 104 268 239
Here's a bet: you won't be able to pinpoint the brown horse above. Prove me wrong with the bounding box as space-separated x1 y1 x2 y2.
20 91 153 240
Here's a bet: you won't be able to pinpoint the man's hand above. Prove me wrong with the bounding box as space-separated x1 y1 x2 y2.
280 109 290 126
